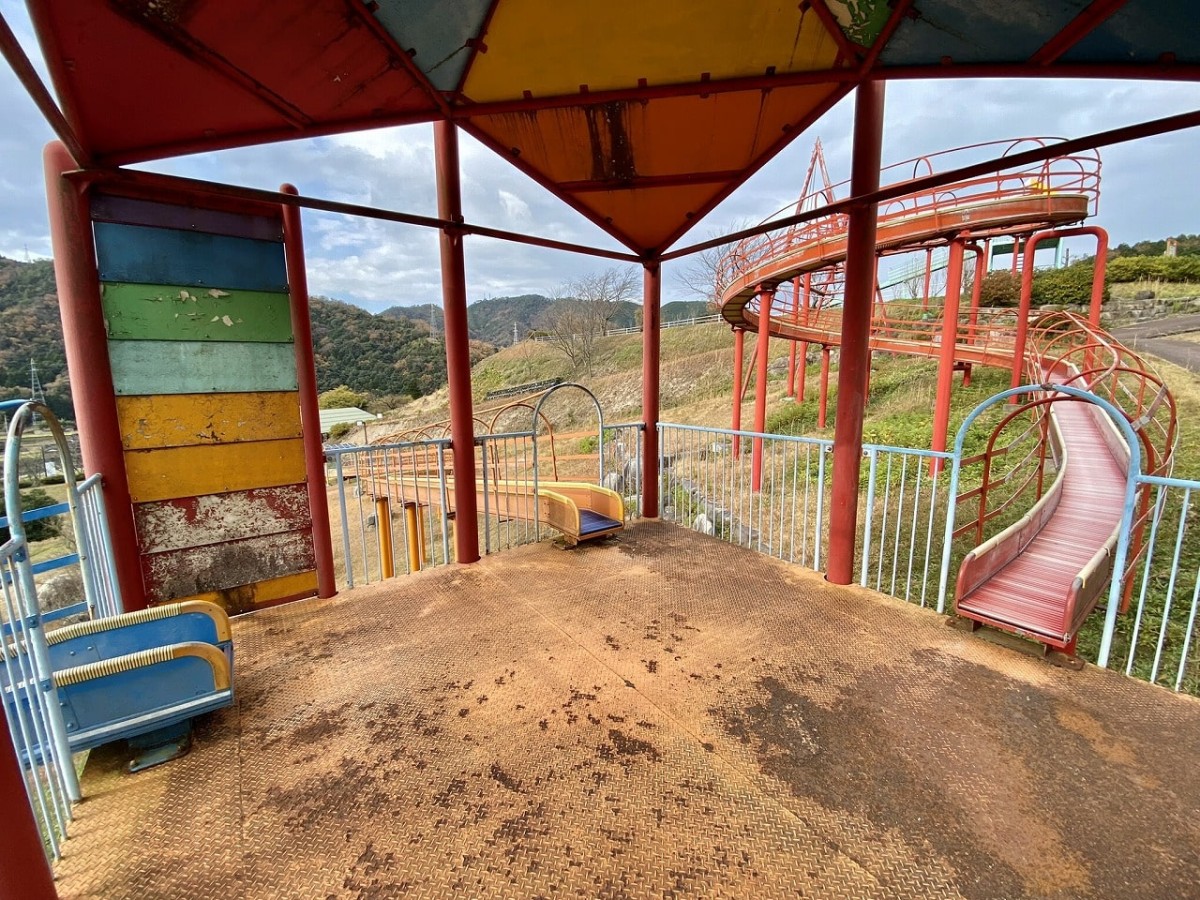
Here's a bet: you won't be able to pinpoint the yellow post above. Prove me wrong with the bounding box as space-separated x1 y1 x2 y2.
375 496 394 579
404 501 422 573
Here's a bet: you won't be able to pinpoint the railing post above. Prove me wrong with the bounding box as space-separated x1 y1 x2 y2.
731 326 745 456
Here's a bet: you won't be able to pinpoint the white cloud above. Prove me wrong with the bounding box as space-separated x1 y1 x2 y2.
1 0 1197 311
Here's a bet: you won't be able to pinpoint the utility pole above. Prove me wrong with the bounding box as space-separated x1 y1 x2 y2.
512 322 518 345
30 359 45 405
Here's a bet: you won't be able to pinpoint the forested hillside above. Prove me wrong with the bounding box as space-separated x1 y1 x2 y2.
385 294 713 345
0 257 466 418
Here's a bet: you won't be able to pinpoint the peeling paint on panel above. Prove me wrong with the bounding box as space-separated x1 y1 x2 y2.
117 391 302 450
168 570 319 615
109 340 298 395
101 282 293 342
134 484 312 554
141 530 316 606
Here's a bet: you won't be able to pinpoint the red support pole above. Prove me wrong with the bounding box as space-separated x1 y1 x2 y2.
751 284 776 492
0 732 57 900
642 262 661 518
281 185 336 598
1009 225 1109 395
797 272 812 402
818 347 831 429
827 82 885 585
931 236 967 472
43 142 146 610
731 327 745 456
433 122 480 564
785 279 800 398
921 247 933 310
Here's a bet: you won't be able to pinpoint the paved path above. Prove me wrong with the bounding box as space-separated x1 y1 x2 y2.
1114 313 1200 373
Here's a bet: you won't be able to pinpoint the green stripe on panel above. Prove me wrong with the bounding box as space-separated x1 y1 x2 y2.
102 283 293 343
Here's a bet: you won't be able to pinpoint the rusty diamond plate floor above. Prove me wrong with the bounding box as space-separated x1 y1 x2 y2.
54 522 1200 899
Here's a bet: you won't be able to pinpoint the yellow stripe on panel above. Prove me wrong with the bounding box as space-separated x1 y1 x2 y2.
170 570 319 615
116 391 302 450
465 0 838 101
124 439 306 503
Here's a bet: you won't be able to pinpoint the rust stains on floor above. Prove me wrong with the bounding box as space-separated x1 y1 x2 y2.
55 522 1200 899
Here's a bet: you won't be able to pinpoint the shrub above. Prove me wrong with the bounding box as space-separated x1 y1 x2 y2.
328 422 353 441
1031 258 1107 307
1106 255 1200 284
0 487 62 543
978 271 1021 307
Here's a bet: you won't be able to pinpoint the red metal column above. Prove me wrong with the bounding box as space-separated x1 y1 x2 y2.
43 142 146 610
818 347 831 429
785 279 800 398
931 236 967 471
433 122 480 563
826 83 885 585
731 327 745 456
751 284 776 491
642 262 661 518
798 273 812 401
0 731 57 900
921 247 933 310
280 185 336 598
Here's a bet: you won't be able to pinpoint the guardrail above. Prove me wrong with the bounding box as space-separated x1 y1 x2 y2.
529 314 723 342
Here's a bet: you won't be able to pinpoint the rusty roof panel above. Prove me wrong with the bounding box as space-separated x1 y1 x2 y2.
1060 0 1200 65
371 0 493 92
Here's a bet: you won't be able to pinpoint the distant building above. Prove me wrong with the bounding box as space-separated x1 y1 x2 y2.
318 407 371 437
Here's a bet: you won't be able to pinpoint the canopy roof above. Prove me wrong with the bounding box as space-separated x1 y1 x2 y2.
25 0 1199 254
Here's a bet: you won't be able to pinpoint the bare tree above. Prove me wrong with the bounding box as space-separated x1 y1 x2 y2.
672 221 754 306
536 267 638 372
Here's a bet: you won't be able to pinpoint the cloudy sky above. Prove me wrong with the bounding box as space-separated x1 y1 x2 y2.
1 0 1197 313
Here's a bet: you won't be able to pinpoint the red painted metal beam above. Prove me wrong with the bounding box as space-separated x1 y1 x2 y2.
452 0 503 96
0 729 57 900
857 0 916 75
751 284 777 492
44 141 147 611
433 122 480 564
818 346 831 429
1029 0 1132 66
786 279 801 397
0 11 89 164
827 81 885 586
346 0 451 118
806 0 865 64
1010 225 1110 394
662 106 1200 263
69 166 642 263
731 327 745 456
931 236 967 471
798 273 812 401
642 262 662 518
280 184 336 600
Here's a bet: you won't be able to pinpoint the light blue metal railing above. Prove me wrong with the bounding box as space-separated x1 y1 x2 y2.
658 423 952 604
601 423 644 523
325 440 453 589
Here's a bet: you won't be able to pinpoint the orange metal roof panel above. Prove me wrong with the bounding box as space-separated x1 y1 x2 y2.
462 0 841 102
468 84 843 250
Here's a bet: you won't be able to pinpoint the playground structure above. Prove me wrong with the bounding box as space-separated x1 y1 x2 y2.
715 139 1176 654
343 385 628 559
3 2 1200 895
0 400 234 845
